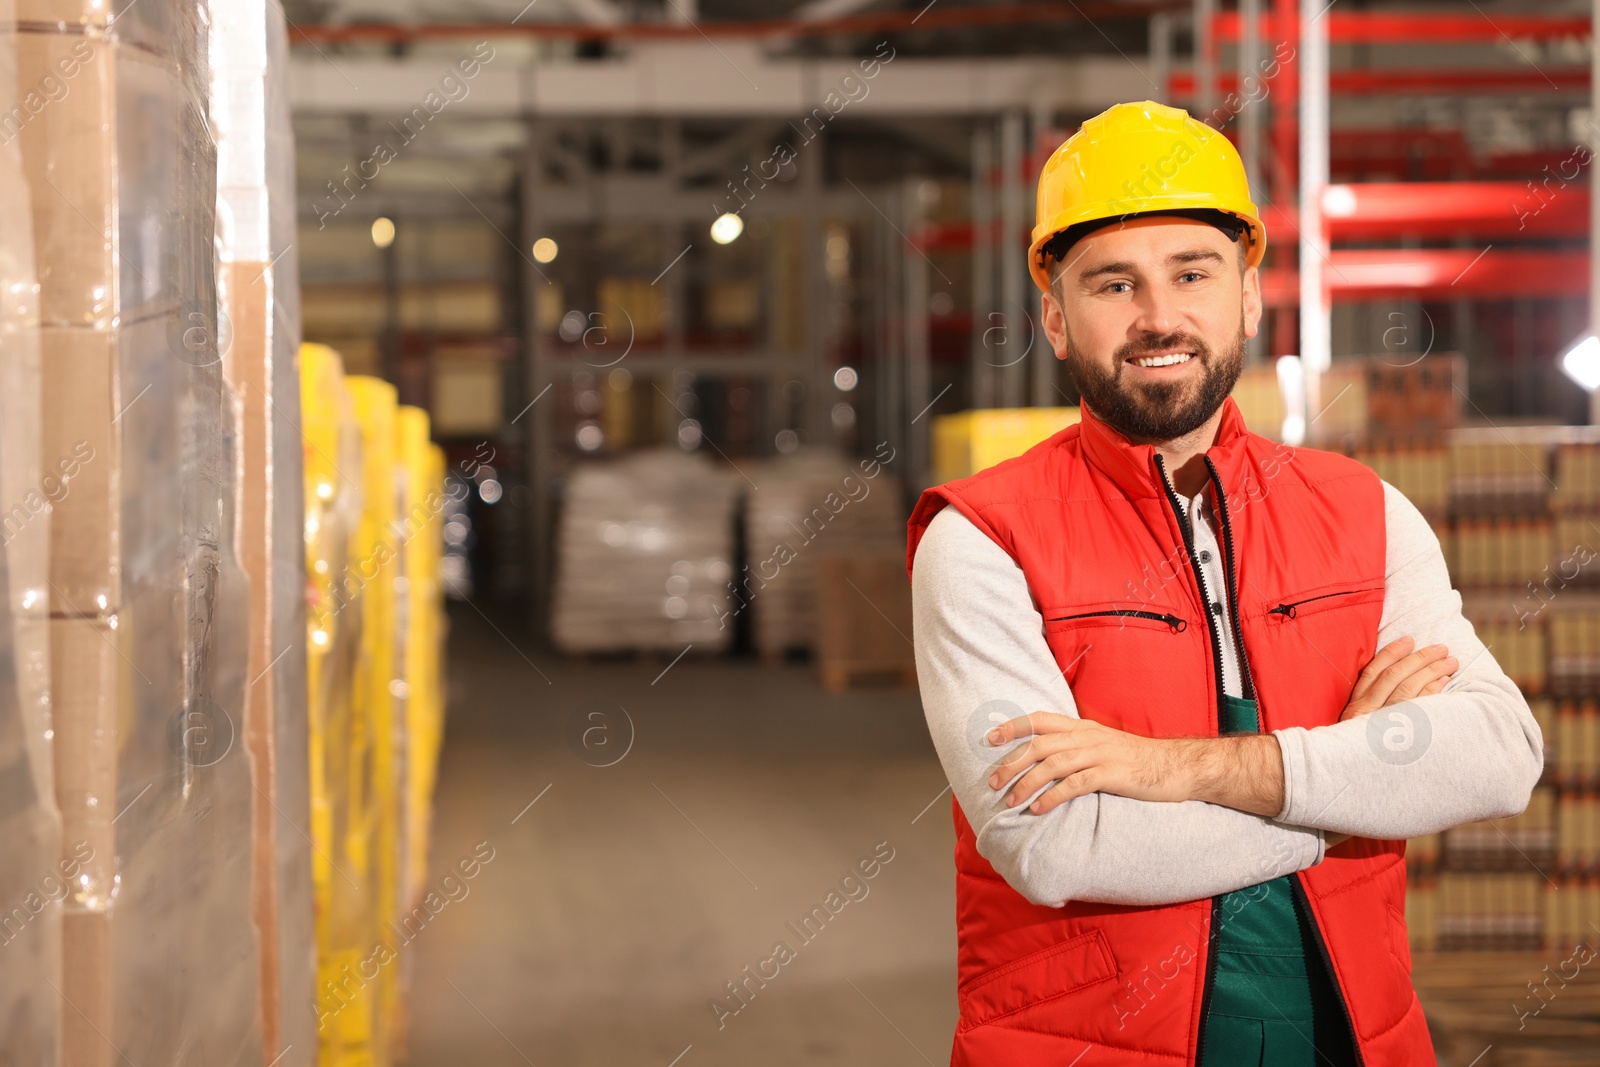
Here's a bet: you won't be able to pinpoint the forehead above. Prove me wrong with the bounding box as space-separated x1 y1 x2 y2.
1065 216 1233 275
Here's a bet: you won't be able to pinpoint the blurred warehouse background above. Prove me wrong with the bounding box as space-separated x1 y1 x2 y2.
4 0 1600 1065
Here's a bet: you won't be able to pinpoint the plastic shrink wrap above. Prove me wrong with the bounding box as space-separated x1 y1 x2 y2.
7 0 261 1061
742 447 904 658
302 352 447 1067
0 1 57 1062
211 0 313 1062
552 448 738 653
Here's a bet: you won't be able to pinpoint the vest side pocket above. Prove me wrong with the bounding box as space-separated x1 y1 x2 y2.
956 928 1118 1031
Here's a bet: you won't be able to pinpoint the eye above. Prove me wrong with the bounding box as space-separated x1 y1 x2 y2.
1102 280 1132 295
1178 270 1206 283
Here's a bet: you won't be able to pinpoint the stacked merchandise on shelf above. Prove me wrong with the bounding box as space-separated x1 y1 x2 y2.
301 343 449 1067
551 448 739 654
210 0 314 1060
742 448 904 660
1355 424 1600 953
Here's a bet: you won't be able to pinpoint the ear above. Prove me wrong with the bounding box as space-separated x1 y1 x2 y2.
1041 284 1069 361
1242 263 1263 340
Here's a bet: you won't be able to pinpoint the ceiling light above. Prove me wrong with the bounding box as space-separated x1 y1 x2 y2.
371 217 396 249
710 213 744 245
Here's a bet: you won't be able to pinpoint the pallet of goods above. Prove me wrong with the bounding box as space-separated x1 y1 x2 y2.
743 447 904 661
551 447 739 654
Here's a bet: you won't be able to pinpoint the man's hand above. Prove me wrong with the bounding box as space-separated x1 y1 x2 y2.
986 713 1198 812
989 635 1459 819
1340 635 1455 721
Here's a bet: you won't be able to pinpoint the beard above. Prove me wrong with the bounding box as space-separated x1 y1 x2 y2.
1061 318 1247 442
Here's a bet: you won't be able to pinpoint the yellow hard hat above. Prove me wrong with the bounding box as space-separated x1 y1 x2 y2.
1028 100 1266 293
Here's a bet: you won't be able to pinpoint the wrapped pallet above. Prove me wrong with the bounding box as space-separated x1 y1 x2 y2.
301 343 381 1065
210 0 312 1062
742 448 904 659
552 448 738 653
0 4 57 1061
302 352 449 1067
391 406 448 1061
12 0 262 1061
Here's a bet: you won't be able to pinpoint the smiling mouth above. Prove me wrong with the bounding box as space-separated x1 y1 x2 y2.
1128 352 1194 368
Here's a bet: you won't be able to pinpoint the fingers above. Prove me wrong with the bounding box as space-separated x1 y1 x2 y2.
1351 636 1415 701
1004 750 1097 807
988 733 1071 788
1029 773 1097 815
1366 642 1451 707
986 711 1075 746
1386 656 1457 704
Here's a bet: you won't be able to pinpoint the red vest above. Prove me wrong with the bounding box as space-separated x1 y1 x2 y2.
905 396 1433 1066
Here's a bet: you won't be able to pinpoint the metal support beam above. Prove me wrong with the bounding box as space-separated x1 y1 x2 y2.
1240 0 1265 364
903 177 931 490
998 110 1027 408
521 118 554 635
1298 0 1329 427
971 122 996 410
1151 12 1173 101
564 0 626 26
1196 0 1216 116
1592 0 1600 423
791 0 888 19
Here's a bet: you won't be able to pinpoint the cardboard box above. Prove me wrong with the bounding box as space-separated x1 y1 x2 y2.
10 31 115 330
48 617 116 904
39 326 117 616
61 911 112 1067
52 616 116 1067
14 1 111 30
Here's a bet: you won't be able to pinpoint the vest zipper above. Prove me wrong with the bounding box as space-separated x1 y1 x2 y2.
1152 453 1230 1067
1203 456 1257 700
1288 874 1368 1067
1045 608 1187 632
1200 454 1367 1066
1152 455 1227 706
1267 590 1356 619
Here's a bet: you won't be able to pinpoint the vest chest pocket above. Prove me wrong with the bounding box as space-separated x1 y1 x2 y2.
1248 580 1386 730
1041 604 1190 690
1256 580 1384 622
1044 608 1188 632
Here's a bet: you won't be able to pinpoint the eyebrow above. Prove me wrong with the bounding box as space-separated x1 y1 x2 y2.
1077 248 1227 282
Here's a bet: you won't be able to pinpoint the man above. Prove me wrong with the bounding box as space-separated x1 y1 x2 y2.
906 101 1543 1066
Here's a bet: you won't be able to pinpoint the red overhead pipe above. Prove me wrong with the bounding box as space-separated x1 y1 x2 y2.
1210 11 1589 44
1259 249 1589 306
1170 68 1590 96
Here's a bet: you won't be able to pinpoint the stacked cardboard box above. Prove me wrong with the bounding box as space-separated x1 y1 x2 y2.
1358 429 1600 953
1362 355 1466 446
0 9 57 1058
815 554 916 692
212 0 313 1062
5 1 281 1060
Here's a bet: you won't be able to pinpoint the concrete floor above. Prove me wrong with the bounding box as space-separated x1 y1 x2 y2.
400 605 959 1066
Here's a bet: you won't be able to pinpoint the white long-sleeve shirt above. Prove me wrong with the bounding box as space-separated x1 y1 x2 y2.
910 477 1545 908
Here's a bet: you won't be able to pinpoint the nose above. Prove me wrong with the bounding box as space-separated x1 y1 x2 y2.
1130 283 1183 341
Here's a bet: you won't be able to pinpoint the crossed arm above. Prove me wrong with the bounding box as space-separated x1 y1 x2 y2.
910 482 1544 908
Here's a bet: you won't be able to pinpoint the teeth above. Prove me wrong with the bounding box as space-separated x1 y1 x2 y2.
1132 352 1193 368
